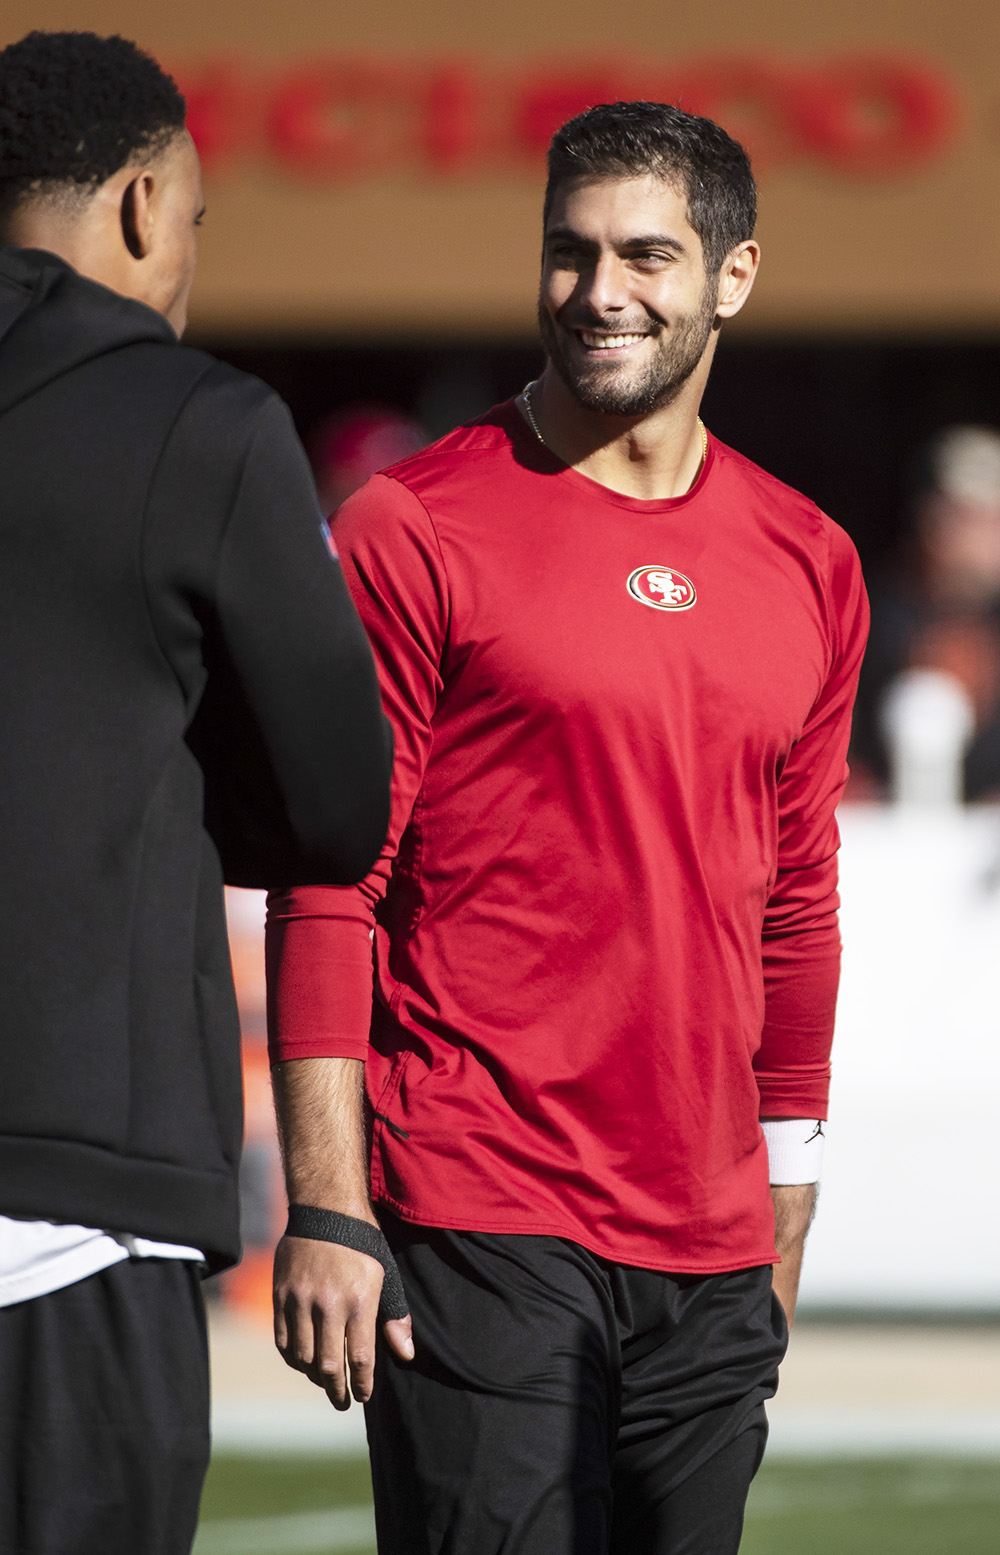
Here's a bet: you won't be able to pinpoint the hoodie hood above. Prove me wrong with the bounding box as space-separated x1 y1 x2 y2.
0 246 175 417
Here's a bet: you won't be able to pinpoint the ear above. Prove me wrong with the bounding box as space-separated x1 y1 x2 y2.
120 170 155 261
715 240 760 322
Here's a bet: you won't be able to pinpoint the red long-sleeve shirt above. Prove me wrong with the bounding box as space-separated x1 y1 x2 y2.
267 404 868 1274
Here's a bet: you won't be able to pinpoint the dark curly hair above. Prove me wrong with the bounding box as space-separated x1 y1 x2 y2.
544 101 756 276
0 31 186 225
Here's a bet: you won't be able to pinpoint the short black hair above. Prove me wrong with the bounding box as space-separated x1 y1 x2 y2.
544 100 756 275
0 31 186 224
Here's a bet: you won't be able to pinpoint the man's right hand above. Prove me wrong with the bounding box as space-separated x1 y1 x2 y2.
273 1233 414 1410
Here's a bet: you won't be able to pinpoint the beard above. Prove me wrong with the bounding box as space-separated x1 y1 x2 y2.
537 279 718 418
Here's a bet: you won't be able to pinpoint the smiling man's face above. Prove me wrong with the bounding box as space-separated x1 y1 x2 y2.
538 173 719 418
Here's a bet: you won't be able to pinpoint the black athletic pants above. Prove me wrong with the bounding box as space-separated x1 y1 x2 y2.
366 1217 787 1555
0 1258 210 1555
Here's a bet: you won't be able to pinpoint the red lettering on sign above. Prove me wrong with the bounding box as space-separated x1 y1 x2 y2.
515 77 630 156
789 56 958 173
269 63 407 177
665 58 801 171
167 62 256 168
423 66 481 169
174 54 962 182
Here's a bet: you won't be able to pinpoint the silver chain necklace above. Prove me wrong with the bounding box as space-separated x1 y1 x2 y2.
520 379 547 446
520 378 708 468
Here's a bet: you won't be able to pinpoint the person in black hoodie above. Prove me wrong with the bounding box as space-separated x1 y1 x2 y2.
0 31 392 1555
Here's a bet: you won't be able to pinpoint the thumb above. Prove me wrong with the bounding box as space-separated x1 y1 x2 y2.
383 1314 414 1362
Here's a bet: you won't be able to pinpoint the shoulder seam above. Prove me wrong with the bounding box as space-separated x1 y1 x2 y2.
375 474 453 646
380 423 512 482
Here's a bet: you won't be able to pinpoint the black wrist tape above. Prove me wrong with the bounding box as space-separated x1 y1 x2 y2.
285 1204 409 1322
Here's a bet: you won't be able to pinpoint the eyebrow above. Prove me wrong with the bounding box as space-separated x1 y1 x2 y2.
544 226 688 256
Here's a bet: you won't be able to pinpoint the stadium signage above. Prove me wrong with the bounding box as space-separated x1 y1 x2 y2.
178 54 959 180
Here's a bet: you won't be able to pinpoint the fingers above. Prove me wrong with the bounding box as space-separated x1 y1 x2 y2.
383 1313 415 1363
313 1305 352 1411
273 1290 290 1355
273 1235 384 1408
344 1311 377 1404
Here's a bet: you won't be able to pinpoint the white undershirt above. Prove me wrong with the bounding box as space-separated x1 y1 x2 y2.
0 1216 203 1308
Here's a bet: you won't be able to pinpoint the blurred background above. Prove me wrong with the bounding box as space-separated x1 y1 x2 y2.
5 1 999 1550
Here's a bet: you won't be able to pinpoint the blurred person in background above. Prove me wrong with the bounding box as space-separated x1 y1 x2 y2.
268 100 867 1555
308 403 427 512
0 30 390 1555
852 425 1000 800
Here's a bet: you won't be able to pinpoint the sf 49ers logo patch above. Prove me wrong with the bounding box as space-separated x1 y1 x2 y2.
626 565 697 612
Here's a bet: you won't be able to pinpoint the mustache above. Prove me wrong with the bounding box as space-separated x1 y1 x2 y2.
555 307 665 337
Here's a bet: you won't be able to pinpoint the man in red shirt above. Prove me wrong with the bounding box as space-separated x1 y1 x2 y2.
267 101 868 1554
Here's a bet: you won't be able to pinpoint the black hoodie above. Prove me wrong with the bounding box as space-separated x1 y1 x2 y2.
0 248 391 1268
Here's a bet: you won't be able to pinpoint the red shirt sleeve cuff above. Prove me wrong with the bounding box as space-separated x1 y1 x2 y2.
266 899 374 1066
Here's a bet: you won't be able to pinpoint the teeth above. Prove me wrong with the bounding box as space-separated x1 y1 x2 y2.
581 332 646 349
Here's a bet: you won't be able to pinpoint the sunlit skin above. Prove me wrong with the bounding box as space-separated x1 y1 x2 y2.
526 173 759 500
7 128 204 337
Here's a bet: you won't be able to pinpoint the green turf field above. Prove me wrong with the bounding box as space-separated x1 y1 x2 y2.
194 1452 1000 1554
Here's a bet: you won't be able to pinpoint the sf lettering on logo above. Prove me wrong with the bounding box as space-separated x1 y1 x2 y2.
626 565 697 612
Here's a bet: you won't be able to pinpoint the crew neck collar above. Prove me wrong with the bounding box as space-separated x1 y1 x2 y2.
501 397 716 513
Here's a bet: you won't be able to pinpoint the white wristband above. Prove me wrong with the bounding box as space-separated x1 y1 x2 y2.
762 1118 825 1185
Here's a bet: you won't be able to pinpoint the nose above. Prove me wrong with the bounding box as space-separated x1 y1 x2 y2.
575 252 632 317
